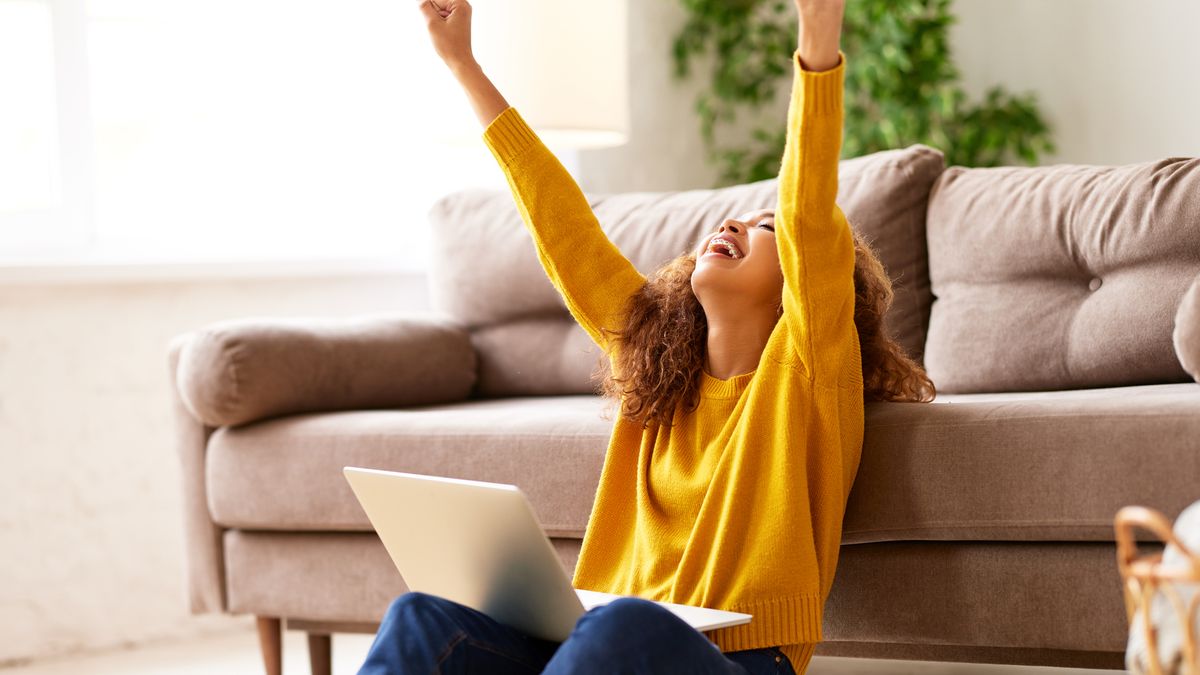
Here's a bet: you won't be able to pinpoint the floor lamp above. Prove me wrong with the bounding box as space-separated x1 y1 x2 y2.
469 0 630 184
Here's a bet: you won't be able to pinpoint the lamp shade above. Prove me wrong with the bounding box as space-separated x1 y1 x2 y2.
469 0 629 150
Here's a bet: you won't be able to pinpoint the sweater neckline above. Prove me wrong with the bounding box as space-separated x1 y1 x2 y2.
699 368 757 399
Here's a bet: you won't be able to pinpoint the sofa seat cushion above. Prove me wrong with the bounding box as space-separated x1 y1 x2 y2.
207 396 614 537
208 384 1200 543
847 382 1200 544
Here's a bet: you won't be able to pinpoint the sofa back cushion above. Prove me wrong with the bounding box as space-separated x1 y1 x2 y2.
924 157 1200 394
429 144 945 397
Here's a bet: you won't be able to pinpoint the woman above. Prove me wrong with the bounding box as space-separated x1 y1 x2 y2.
361 0 935 672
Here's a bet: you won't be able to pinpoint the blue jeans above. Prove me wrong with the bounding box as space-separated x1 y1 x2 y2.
359 592 797 675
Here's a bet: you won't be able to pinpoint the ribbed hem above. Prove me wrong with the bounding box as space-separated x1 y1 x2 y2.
698 368 756 399
794 49 845 117
703 592 824 651
482 106 540 166
780 643 818 674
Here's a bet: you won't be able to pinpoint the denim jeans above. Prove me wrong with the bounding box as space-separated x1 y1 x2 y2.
359 592 798 675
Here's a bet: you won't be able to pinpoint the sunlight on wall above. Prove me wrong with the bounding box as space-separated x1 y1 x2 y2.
1 0 507 267
0 1 58 215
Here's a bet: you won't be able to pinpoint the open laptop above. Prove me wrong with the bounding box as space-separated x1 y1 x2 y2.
343 466 752 642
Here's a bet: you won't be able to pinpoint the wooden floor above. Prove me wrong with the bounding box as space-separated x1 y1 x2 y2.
0 629 1129 674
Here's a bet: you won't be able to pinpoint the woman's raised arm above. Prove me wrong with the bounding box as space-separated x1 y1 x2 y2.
417 0 509 127
773 0 857 383
416 0 647 352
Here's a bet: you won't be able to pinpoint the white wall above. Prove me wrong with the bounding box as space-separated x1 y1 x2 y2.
581 0 1200 195
951 0 1200 166
0 270 429 666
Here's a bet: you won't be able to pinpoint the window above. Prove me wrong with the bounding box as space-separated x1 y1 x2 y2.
0 0 92 251
0 0 506 270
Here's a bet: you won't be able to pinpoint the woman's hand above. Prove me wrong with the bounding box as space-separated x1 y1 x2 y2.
417 0 475 71
416 0 509 128
793 0 845 72
794 0 845 21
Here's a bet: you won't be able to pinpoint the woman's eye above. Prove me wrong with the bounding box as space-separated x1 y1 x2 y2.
758 223 775 232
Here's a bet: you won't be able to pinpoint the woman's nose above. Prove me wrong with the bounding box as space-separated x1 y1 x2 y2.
719 220 740 234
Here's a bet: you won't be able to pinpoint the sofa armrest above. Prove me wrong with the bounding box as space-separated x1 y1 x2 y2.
174 313 477 427
1176 273 1200 383
168 335 226 614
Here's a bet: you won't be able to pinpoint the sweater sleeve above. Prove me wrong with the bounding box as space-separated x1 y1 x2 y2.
774 50 857 383
482 107 647 352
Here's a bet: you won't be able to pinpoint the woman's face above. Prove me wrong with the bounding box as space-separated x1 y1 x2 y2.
690 208 783 313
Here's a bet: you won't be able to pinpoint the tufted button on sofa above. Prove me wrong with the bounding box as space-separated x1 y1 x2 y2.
169 147 1200 674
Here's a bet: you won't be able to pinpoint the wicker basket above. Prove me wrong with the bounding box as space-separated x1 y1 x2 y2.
1116 504 1200 675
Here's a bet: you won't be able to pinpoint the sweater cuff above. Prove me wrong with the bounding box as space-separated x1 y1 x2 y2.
794 49 845 117
482 106 540 166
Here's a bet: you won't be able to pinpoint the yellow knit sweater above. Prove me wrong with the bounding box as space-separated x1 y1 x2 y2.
482 50 862 674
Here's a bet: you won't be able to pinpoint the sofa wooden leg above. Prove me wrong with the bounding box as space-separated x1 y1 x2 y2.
256 616 282 675
308 632 332 675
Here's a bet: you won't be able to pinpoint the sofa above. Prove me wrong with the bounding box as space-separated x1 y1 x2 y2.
168 144 1200 675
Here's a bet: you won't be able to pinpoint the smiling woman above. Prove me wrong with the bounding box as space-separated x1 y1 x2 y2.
362 1 933 673
700 211 776 260
692 211 784 354
603 203 932 430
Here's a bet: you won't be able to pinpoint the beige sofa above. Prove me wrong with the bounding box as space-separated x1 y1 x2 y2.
168 145 1200 674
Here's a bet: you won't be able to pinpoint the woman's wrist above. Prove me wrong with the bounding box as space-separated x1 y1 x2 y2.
447 59 510 128
446 56 481 80
795 2 843 72
796 25 842 71
796 43 841 72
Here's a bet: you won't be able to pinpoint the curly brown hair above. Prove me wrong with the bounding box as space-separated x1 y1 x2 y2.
597 228 936 428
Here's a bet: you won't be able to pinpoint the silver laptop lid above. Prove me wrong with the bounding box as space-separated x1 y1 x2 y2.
343 466 585 642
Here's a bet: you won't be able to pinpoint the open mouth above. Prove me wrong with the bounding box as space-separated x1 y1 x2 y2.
704 236 742 259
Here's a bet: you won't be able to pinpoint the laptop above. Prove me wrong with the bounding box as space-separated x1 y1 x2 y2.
342 466 752 642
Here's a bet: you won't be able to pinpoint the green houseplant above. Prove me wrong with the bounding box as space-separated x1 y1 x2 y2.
672 0 1056 185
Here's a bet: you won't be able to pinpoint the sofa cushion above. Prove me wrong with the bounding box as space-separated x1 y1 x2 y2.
470 317 604 396
177 313 476 427
207 396 614 537
924 157 1200 394
848 382 1200 544
1175 272 1200 382
207 384 1200 544
428 144 946 396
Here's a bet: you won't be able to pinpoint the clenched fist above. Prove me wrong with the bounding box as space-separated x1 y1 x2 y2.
417 0 476 70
